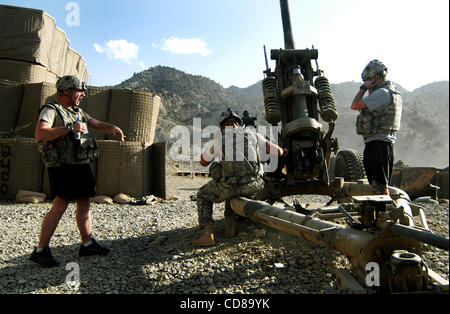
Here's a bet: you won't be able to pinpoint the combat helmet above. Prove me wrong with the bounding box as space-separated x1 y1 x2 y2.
361 59 388 81
219 108 243 126
56 75 87 92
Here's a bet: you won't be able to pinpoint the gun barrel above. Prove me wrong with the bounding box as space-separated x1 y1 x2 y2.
279 0 295 49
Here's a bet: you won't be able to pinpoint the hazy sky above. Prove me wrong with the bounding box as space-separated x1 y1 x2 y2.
2 0 449 91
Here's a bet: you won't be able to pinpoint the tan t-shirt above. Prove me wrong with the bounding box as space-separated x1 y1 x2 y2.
39 103 93 129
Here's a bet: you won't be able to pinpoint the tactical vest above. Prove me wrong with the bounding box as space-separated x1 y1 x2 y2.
37 103 98 167
356 81 402 138
211 127 263 184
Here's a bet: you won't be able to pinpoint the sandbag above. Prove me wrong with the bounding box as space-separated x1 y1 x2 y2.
113 193 132 204
15 189 46 203
91 195 113 204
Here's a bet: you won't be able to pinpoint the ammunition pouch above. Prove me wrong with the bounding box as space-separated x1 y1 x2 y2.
356 109 373 137
74 136 99 163
38 134 98 167
38 141 66 167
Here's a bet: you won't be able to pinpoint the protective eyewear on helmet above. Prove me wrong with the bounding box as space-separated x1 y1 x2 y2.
69 82 87 92
362 76 374 82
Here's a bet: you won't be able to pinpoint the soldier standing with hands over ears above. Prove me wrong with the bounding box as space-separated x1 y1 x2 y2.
351 60 402 196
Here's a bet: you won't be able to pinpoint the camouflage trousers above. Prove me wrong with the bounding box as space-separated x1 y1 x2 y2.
196 177 267 228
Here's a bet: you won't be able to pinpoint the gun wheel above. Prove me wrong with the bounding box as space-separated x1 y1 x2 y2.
334 149 366 182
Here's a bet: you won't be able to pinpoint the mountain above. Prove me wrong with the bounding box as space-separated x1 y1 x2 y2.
115 66 264 128
113 66 449 169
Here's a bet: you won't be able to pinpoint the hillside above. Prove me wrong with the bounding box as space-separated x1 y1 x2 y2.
113 66 449 168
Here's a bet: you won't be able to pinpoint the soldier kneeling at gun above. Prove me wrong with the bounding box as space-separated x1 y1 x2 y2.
192 109 287 247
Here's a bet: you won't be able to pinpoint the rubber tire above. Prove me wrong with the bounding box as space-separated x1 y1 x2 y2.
334 149 366 182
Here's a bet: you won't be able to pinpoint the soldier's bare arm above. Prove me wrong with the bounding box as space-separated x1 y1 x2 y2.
35 120 71 142
351 89 368 110
266 141 287 157
200 143 215 167
88 119 125 141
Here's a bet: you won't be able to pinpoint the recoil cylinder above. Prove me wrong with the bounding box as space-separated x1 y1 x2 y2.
262 77 282 125
315 76 338 123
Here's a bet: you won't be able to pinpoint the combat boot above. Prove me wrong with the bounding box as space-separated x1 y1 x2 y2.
224 217 236 238
191 224 215 247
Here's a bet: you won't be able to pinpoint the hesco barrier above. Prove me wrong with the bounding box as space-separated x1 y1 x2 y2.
0 5 56 68
107 89 161 144
0 84 160 145
0 5 90 84
79 86 111 140
0 59 57 85
96 141 150 198
0 80 23 134
16 82 57 138
0 138 166 200
95 141 167 199
64 47 88 83
0 5 165 201
0 138 42 200
50 26 70 78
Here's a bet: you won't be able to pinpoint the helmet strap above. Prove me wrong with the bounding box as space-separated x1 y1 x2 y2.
58 89 77 107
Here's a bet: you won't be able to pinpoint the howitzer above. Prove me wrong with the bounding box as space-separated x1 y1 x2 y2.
230 0 449 294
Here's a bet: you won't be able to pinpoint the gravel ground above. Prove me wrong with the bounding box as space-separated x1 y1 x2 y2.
0 175 448 294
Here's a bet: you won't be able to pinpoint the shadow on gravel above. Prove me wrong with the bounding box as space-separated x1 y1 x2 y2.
0 219 341 294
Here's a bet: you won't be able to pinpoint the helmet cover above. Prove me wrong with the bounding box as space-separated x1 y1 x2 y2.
361 59 387 81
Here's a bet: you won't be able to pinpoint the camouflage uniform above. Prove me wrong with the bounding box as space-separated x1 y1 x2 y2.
196 126 269 228
197 176 267 227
